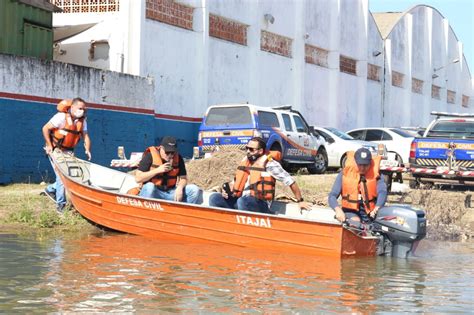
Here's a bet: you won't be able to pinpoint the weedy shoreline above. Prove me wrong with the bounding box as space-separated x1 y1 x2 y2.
0 182 473 241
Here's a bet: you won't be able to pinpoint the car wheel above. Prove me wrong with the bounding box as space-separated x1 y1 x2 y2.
395 154 404 166
307 148 328 174
409 178 420 189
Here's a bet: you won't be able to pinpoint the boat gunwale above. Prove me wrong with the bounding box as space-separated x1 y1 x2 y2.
58 157 343 227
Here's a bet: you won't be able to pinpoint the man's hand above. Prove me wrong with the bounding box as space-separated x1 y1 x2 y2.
370 206 379 218
221 190 229 199
299 201 312 214
158 162 172 174
85 150 92 161
334 207 346 222
174 186 184 202
44 145 53 155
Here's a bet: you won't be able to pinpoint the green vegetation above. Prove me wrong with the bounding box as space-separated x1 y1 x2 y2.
0 184 90 230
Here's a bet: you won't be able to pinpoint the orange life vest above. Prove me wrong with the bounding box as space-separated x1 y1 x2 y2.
341 151 381 213
146 146 180 190
232 151 281 201
50 99 85 151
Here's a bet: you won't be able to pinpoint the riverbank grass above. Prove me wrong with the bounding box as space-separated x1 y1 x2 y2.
0 184 89 229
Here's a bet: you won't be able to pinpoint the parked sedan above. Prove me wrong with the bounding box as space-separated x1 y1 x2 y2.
346 127 414 165
313 127 379 169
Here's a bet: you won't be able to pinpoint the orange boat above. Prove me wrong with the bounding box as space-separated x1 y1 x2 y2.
52 153 426 258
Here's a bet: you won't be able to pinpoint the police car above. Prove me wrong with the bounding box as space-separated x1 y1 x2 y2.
197 104 327 173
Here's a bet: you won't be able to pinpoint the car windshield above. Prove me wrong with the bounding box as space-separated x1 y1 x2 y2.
389 128 415 138
426 120 474 139
325 127 354 140
205 106 253 126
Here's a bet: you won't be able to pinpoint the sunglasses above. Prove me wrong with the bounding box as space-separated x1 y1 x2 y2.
245 146 260 152
165 151 175 156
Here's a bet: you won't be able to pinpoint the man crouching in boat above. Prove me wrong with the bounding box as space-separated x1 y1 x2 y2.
209 137 312 214
328 147 387 226
134 136 202 204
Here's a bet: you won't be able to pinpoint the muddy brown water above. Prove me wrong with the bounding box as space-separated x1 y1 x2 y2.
0 231 473 313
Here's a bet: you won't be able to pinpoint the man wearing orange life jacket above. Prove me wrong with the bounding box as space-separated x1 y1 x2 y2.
134 136 202 204
42 98 92 213
328 147 387 224
209 137 312 213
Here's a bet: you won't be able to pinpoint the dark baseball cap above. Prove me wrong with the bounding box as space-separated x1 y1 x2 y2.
160 136 178 152
354 148 372 165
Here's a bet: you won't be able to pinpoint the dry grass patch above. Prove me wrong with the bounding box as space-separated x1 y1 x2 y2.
0 184 90 230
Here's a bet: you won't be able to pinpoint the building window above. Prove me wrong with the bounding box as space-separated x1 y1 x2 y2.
146 0 194 30
432 85 441 100
51 0 119 13
462 95 470 108
367 64 380 82
447 90 456 104
260 30 292 58
88 40 109 61
412 78 423 94
340 56 357 75
305 45 328 68
209 14 247 46
391 71 404 88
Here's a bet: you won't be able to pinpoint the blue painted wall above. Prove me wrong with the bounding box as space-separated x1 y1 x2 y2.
0 97 201 184
155 118 200 157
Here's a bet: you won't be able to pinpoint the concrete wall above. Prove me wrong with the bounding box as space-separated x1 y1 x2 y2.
4 0 472 183
0 53 157 184
50 1 473 134
53 0 387 132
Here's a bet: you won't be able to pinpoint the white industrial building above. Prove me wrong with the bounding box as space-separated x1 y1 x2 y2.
51 0 472 130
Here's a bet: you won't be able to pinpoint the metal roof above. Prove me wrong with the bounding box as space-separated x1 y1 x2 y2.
17 0 62 12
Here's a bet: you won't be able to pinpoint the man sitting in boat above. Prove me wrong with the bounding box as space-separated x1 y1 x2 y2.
328 147 387 225
134 136 202 204
209 137 312 213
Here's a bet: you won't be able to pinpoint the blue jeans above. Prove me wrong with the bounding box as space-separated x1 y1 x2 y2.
209 193 271 214
46 159 66 209
343 207 371 229
139 182 202 204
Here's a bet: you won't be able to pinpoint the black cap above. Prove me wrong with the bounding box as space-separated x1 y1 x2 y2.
160 136 178 152
354 148 372 165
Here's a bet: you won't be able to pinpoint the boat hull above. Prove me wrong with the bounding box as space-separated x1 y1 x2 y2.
56 157 378 258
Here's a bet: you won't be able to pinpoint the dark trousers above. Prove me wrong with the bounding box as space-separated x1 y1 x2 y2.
209 193 271 214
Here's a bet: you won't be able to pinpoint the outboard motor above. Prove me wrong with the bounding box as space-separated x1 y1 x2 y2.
372 205 426 258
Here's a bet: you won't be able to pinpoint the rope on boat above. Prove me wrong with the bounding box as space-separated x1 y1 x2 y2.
342 222 380 239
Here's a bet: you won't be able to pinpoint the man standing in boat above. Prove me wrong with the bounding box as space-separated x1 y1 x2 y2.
134 136 202 204
42 98 92 213
209 137 312 213
328 147 387 225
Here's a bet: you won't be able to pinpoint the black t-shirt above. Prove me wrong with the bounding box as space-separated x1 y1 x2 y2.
138 151 187 176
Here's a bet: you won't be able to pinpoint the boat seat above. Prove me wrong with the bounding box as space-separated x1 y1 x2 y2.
88 163 129 191
274 202 339 223
119 176 140 194
201 191 339 224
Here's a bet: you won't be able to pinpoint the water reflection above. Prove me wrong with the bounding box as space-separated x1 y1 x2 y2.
0 232 473 313
56 234 345 313
0 234 57 313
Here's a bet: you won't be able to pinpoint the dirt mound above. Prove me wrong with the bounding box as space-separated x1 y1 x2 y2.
186 150 246 190
187 150 337 204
